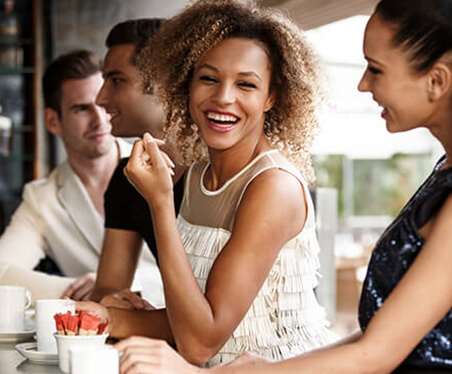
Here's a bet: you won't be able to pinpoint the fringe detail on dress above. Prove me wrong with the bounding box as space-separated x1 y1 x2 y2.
177 215 338 367
178 216 230 292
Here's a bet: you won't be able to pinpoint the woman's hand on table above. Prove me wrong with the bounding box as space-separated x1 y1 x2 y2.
115 336 202 374
124 132 175 208
100 289 155 310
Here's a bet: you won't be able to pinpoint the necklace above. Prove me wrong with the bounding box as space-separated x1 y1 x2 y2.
435 156 448 171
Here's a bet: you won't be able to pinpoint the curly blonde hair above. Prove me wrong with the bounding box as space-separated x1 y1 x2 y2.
137 0 324 181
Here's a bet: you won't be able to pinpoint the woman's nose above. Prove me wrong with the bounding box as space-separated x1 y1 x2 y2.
357 70 370 92
212 83 235 105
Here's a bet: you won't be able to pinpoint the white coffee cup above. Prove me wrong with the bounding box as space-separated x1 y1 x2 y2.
0 286 31 332
70 344 118 374
35 299 75 353
54 333 108 373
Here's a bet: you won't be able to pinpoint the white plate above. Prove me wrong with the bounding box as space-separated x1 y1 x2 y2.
0 328 35 343
15 342 59 365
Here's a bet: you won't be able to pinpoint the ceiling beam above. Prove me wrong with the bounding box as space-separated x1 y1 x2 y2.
260 0 379 29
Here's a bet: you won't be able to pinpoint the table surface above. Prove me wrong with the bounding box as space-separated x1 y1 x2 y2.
0 341 63 374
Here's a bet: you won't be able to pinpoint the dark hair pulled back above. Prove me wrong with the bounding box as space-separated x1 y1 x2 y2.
375 0 452 72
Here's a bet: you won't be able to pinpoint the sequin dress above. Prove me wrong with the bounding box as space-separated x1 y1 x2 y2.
177 150 337 366
359 156 452 370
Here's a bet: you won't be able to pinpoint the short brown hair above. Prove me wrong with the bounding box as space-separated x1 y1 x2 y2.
43 49 101 115
105 18 164 66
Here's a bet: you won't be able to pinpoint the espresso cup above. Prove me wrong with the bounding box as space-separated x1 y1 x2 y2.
35 299 75 353
54 333 109 373
70 343 118 374
0 285 31 332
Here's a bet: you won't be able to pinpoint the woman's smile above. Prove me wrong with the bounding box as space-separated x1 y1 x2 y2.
204 110 241 132
189 37 275 151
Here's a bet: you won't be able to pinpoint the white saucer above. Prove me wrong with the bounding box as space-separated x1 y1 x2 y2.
15 342 59 365
0 327 35 343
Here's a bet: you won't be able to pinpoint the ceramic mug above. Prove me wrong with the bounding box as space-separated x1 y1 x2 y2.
70 344 118 374
54 333 109 373
35 299 75 353
0 285 31 332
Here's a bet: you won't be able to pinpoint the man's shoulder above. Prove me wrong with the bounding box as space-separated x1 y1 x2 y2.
23 164 63 195
111 157 130 183
105 157 133 199
117 156 130 168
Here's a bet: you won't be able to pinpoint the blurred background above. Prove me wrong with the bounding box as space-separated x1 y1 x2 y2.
0 0 441 336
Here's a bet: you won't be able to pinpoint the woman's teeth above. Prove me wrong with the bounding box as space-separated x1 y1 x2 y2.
206 112 239 126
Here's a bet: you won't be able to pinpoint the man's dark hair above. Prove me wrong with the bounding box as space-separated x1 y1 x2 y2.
43 49 100 115
105 18 164 65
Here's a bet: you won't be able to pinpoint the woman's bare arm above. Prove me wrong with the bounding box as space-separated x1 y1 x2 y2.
91 228 143 301
152 168 306 364
208 195 452 374
125 136 308 365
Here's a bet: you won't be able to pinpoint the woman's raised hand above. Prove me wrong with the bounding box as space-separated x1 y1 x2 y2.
124 132 175 208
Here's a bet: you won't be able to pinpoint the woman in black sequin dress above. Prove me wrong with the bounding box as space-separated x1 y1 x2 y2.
111 1 452 373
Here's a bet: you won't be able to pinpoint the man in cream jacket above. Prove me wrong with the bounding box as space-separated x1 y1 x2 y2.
0 50 159 304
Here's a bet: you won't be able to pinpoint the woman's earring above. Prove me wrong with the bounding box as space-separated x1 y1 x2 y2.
145 84 153 95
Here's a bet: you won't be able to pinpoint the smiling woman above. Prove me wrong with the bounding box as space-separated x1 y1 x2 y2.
137 0 324 183
80 0 341 369
357 15 435 134
121 0 336 362
188 38 276 158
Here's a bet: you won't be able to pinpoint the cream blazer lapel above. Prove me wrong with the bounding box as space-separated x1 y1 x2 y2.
55 138 132 255
57 161 104 253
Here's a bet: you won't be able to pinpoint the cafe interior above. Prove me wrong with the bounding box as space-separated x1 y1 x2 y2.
0 0 444 372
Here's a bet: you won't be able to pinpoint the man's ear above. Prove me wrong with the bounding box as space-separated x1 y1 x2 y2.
427 61 452 102
44 108 61 135
264 89 276 113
